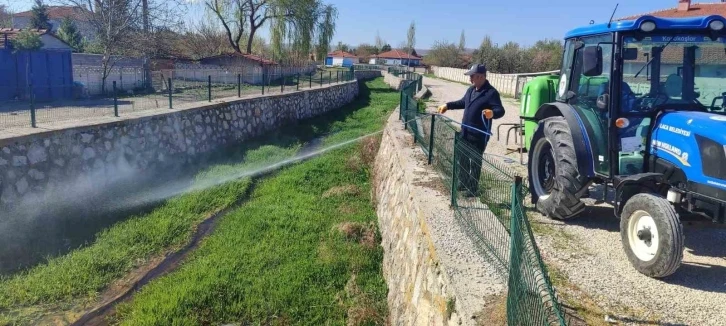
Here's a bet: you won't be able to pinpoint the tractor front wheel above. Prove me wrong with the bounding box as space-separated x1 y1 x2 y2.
620 193 684 278
528 117 588 219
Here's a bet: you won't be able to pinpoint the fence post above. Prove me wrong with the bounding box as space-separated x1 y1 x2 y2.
320 72 323 87
297 73 300 91
336 70 339 83
238 74 241 97
428 114 435 164
451 132 460 207
113 81 119 116
403 95 409 130
398 91 403 121
29 83 36 128
168 78 173 109
262 73 265 95
329 71 332 85
207 75 211 102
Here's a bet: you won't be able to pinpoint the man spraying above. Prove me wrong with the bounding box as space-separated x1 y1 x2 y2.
437 64 505 197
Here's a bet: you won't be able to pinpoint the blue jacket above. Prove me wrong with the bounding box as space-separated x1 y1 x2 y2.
446 81 505 141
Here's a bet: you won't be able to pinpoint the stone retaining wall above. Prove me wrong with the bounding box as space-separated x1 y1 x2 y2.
383 71 405 90
374 115 456 326
354 70 383 81
0 81 359 210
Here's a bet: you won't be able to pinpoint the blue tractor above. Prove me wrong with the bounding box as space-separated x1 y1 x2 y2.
522 15 726 278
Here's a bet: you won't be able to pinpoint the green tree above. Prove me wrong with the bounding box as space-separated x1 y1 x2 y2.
380 43 391 52
527 39 563 72
474 36 502 72
459 30 465 52
56 17 84 52
422 40 468 68
30 0 51 30
12 29 43 51
355 43 378 59
314 4 337 62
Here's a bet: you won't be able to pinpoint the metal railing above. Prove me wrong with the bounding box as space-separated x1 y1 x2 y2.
0 68 355 131
398 76 568 325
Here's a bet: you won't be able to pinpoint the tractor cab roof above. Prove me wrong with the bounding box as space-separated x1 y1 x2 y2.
565 15 726 39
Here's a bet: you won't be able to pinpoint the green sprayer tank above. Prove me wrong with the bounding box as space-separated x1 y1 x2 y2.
520 74 560 150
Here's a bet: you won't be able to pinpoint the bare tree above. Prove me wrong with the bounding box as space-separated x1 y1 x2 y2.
0 5 12 28
205 0 247 53
206 0 336 59
374 30 384 51
63 0 184 93
406 21 415 70
179 19 234 59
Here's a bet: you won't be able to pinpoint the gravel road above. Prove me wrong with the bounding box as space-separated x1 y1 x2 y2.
422 75 726 325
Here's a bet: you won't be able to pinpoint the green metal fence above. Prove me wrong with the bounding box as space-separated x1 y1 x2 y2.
397 74 568 326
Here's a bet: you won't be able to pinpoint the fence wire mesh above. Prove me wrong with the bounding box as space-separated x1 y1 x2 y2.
0 68 355 131
398 73 567 326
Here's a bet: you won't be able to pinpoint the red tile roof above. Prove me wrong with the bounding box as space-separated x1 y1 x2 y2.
619 2 726 20
13 6 89 21
201 53 277 65
375 49 421 59
327 50 357 58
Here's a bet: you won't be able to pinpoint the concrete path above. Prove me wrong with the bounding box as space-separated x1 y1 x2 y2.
422 76 528 167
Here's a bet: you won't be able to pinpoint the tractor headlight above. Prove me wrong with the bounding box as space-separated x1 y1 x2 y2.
710 20 725 31
640 21 657 33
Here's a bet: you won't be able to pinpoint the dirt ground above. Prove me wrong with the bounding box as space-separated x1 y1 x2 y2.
422 75 726 326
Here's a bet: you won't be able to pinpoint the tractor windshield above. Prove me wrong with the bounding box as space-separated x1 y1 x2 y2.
622 35 726 115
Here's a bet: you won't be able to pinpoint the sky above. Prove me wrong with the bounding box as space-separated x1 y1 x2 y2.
5 0 721 49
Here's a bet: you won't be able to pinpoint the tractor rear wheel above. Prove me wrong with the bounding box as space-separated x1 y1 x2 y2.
528 117 588 219
620 193 684 278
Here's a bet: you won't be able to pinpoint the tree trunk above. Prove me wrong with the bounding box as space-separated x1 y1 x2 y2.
246 26 257 54
142 0 149 32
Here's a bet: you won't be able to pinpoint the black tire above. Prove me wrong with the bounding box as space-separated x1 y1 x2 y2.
620 193 684 278
528 117 589 220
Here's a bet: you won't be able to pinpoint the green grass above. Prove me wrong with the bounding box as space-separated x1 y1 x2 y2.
113 143 388 325
0 78 397 325
113 78 397 325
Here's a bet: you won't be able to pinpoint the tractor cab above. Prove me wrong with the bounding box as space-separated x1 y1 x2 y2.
523 15 726 278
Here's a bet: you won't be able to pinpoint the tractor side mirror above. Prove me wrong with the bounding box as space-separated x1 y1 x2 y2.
597 94 610 111
623 48 638 60
583 46 603 77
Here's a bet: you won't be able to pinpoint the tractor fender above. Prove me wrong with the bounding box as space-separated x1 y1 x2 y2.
534 102 597 178
614 173 669 217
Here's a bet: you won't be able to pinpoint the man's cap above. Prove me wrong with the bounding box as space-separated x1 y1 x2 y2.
464 64 487 76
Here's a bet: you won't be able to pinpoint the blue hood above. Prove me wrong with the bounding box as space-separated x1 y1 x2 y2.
662 111 726 145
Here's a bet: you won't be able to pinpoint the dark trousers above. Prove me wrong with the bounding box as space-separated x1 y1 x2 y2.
457 132 488 195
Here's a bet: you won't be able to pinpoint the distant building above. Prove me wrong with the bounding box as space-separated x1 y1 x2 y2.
618 0 726 20
199 53 277 68
325 50 358 67
370 49 422 66
12 6 95 41
0 28 73 51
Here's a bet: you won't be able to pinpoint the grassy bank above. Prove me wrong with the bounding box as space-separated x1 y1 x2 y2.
0 78 397 325
114 139 388 325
